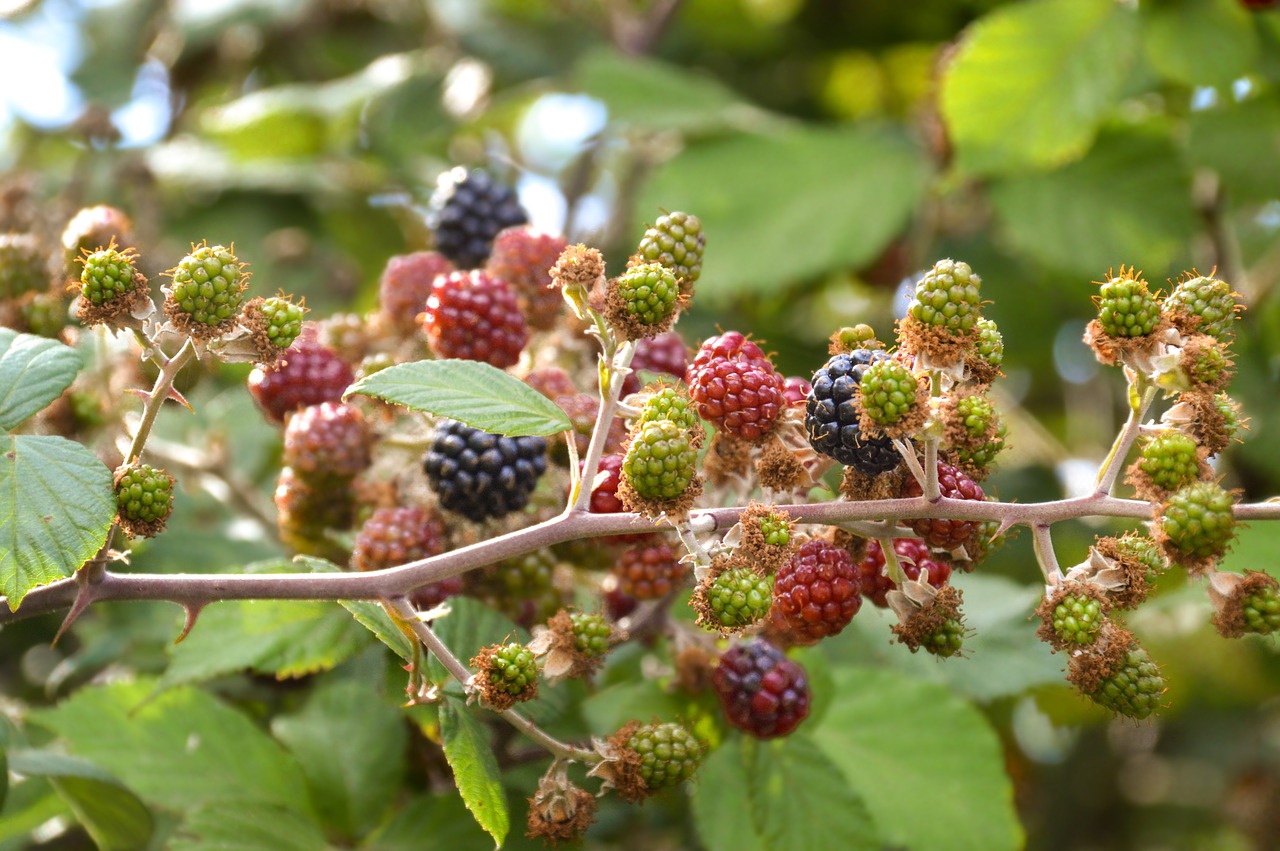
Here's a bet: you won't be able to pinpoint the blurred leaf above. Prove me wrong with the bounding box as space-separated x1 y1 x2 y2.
170 803 331 851
159 561 370 688
200 93 330 160
347 360 571 436
0 329 82 430
0 777 67 845
30 680 312 816
579 679 688 737
989 130 1197 277
574 48 772 134
0 745 5 811
1141 0 1258 88
440 696 508 849
813 667 1022 851
7 750 153 851
272 679 407 840
0 434 114 611
694 734 878 851
362 793 497 850
942 0 1138 175
638 125 929 297
172 0 311 51
1188 93 1280 203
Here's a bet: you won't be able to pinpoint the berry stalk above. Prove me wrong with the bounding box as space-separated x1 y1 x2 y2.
1032 522 1063 586
123 338 196 466
1094 377 1157 496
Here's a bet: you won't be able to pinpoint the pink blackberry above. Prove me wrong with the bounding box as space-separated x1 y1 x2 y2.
855 538 953 608
377 251 453 328
772 539 862 643
248 339 355 425
486 225 567 329
421 270 529 368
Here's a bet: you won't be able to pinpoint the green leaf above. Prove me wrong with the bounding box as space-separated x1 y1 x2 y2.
346 360 572 437
0 330 82 430
427 596 526 687
160 562 370 689
0 744 6 812
1188 93 1280 203
271 679 408 840
637 125 929 298
941 0 1138 175
0 777 68 845
1141 0 1258 88
362 794 497 850
170 803 332 851
812 667 1023 851
439 696 509 849
30 680 312 816
298 554 416 661
0 434 114 611
573 48 772 135
7 750 153 851
989 130 1197 277
691 738 766 851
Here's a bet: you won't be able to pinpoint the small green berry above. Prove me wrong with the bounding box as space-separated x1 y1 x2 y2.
1090 647 1164 720
759 514 791 547
1051 594 1105 646
570 611 612 658
859 359 920 426
475 642 539 708
622 419 698 501
166 242 247 332
79 245 140 306
259 296 304 348
908 258 982 333
1159 481 1237 563
1096 268 1160 338
703 568 773 630
1240 583 1280 636
1136 431 1201 493
626 722 702 791
635 386 701 434
973 318 1004 368
636 212 704 286
925 617 966 658
614 262 680 326
1164 274 1238 340
115 464 175 538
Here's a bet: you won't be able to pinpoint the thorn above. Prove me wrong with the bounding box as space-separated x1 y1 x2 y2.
166 387 193 412
174 603 205 644
52 587 95 647
123 388 150 400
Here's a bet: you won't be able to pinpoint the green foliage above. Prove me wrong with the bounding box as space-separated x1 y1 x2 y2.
440 697 510 849
0 330 82 430
5 750 153 851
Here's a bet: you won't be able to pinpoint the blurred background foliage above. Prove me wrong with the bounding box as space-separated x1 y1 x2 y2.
2 0 1280 848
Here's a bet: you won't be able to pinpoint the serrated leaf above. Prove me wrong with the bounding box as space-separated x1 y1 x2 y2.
0 434 114 611
170 803 332 851
941 0 1138 175
7 749 153 851
812 668 1022 851
346 360 571 437
636 125 929 298
298 555 418 662
159 561 370 689
989 130 1197 277
439 697 509 849
29 680 312 817
0 329 82 430
1141 0 1258 88
272 679 408 840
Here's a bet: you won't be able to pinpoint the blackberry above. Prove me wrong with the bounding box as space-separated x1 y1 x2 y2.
688 331 771 378
855 538 952 608
569 611 612 659
282 402 371 479
473 642 539 710
1089 646 1165 720
423 419 548 522
115 464 175 538
1158 480 1237 566
274 466 354 561
587 454 651 545
421 269 529 368
1132 431 1202 495
1163 274 1238 340
351 506 446 571
377 251 453 328
688 356 785 441
635 211 704 287
623 722 702 793
472 550 564 629
1035 585 1108 650
621 419 699 501
486 226 567 330
634 385 702 435
973 318 1004 371
630 331 689 381
1096 268 1160 338
772 539 862 643
77 244 144 307
711 639 810 738
781 376 812 406
164 242 248 338
805 349 901 474
901 461 986 550
429 167 528 269
907 258 982 333
858 358 921 427
248 340 354 425
0 232 47 298
697 567 773 631
612 543 685 600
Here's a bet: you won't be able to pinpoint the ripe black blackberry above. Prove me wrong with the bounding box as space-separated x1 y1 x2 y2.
423 419 548 522
429 167 529 269
805 349 901 474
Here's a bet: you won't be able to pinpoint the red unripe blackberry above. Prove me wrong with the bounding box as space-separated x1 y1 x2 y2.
587 454 650 544
712 639 810 739
901 462 985 550
772 539 862 643
248 339 354 425
352 506 446 571
781 376 812 406
687 331 771 378
612 542 685 600
688 357 786 441
429 167 528 269
855 538 953 607
486 226 567 329
377 251 453 327
632 331 690 379
282 402 371 479
421 270 529 368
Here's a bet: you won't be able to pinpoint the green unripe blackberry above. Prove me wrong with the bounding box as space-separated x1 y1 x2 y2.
1110 534 1166 578
0 233 47 299
1096 269 1160 338
1090 647 1164 720
473 549 563 630
973 318 1004 368
166 242 247 334
636 211 704 286
924 617 966 658
832 324 882 352
1214 393 1243 441
1159 481 1236 564
759 514 791 547
858 359 920 426
626 722 702 791
1051 594 1105 646
79 245 140 306
258 296 304 349
1180 338 1233 391
622 419 698 501
954 395 996 437
1164 274 1238 340
703 567 773 630
22 292 66 338
908 258 982 333
1240 584 1280 636
570 611 612 658
115 464 175 538
635 386 702 434
1136 431 1201 493
474 642 538 708
614 262 680 326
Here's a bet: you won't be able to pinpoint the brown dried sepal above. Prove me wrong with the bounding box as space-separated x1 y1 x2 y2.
1034 582 1111 652
736 501 797 574
840 464 908 502
674 644 717 694
1177 333 1235 394
702 431 753 488
470 643 538 712
72 261 152 332
1210 570 1279 639
891 585 966 655
1065 623 1134 697
587 721 651 804
1123 443 1213 504
833 528 870 564
526 763 597 847
550 244 605 292
529 609 611 681
755 436 806 492
1167 392 1245 457
939 396 1005 481
237 296 300 367
603 275 688 342
965 352 1003 389
616 474 702 523
1092 535 1165 610
1081 316 1171 368
895 315 976 371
